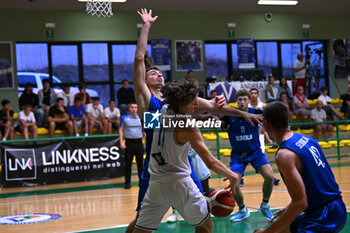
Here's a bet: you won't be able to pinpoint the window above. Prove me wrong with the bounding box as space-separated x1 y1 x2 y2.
86 84 110 108
51 45 79 83
82 43 109 82
17 74 37 88
231 44 238 69
256 42 278 77
281 43 301 77
16 43 48 73
205 44 228 78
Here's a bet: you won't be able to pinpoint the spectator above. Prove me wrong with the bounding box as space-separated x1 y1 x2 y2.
311 100 334 140
0 99 14 141
340 87 350 119
58 84 74 108
69 97 88 137
87 97 108 135
249 88 265 109
279 77 293 100
48 97 73 137
208 90 217 100
15 104 37 139
75 84 91 108
278 92 293 122
293 86 310 123
104 100 121 134
318 86 344 121
117 80 135 115
38 78 57 126
18 82 44 127
294 52 307 92
144 50 154 69
118 103 143 189
265 76 280 103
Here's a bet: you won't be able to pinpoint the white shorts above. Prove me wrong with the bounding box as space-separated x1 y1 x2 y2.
189 150 211 181
135 176 209 231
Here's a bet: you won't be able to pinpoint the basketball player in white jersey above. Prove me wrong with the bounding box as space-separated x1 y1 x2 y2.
133 80 238 233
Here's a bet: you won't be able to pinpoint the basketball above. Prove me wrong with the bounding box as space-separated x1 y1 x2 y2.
207 189 235 217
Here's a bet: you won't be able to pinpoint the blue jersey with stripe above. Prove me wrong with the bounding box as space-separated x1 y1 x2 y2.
142 94 164 179
279 133 341 212
227 108 261 153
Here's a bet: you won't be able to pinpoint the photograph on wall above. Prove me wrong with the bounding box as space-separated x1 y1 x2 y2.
175 40 203 71
332 39 350 78
0 42 14 89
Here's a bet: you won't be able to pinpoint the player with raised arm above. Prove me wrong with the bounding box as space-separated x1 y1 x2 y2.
126 9 262 233
254 101 346 233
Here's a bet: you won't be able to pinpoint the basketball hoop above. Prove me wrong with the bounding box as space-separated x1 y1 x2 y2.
86 0 113 17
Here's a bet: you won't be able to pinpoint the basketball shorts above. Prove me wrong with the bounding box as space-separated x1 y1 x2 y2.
135 176 210 231
290 197 346 233
230 148 270 175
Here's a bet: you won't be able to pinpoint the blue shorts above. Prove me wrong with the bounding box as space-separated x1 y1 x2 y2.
136 156 203 211
290 197 347 233
230 148 270 175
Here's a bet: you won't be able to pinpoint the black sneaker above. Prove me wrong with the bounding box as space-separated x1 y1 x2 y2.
124 183 131 189
274 178 281 185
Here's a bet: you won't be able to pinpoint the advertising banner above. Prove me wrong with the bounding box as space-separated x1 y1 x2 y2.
0 137 124 188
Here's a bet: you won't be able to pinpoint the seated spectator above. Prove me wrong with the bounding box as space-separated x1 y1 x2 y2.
87 97 108 135
208 90 217 100
279 77 293 101
293 86 309 123
75 84 91 108
117 80 135 116
69 97 88 137
265 76 280 103
340 87 350 119
317 86 344 121
58 84 74 108
15 104 37 139
38 78 57 126
19 82 44 127
311 100 334 140
48 98 73 137
0 99 14 141
278 92 293 122
104 100 121 134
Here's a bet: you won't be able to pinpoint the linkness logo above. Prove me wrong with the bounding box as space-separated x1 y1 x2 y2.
143 110 222 129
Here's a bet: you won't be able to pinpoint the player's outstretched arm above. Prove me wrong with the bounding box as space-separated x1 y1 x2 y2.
254 149 307 233
180 127 238 194
194 97 262 127
133 9 158 116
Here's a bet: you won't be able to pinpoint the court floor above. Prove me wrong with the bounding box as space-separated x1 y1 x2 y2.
0 159 350 233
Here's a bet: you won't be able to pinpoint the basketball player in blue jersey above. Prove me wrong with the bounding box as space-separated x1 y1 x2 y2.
226 89 274 222
254 101 346 233
126 9 262 233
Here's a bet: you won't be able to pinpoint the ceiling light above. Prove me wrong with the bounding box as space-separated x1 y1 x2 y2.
258 0 298 5
78 0 126 2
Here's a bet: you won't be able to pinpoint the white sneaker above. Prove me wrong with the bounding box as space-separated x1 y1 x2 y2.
2 137 6 141
76 133 80 137
167 209 179 223
84 133 88 137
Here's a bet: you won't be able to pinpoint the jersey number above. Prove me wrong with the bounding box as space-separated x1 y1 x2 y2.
240 126 245 133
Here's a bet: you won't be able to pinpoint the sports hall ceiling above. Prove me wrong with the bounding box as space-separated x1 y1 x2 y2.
0 0 349 13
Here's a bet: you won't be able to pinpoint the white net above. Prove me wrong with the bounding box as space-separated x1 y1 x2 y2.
86 0 113 17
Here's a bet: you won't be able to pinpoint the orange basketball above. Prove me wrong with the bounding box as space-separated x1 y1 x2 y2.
207 189 235 217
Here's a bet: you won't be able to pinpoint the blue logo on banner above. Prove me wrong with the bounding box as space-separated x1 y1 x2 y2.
143 110 161 129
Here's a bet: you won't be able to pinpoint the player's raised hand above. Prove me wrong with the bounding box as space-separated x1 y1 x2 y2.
214 95 227 108
137 8 158 25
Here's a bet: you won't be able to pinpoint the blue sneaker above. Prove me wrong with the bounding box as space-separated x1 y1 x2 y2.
274 178 281 186
240 179 244 187
230 207 250 222
258 203 273 221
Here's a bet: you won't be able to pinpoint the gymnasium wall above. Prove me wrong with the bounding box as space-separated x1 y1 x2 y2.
0 9 350 111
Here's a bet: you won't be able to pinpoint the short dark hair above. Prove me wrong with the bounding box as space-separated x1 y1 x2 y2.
210 90 216 94
146 66 160 73
263 102 289 130
92 97 100 101
74 97 82 102
161 80 198 112
109 99 115 104
279 92 287 98
250 88 259 95
122 79 129 84
187 70 193 74
42 78 50 84
56 97 64 102
321 86 328 92
63 84 70 88
236 89 251 99
78 83 86 90
1 99 10 106
25 82 33 88
23 104 31 109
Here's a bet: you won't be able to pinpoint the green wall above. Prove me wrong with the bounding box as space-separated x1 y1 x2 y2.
1 10 350 110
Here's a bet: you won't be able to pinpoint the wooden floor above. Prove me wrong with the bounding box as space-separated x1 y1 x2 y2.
1 160 350 233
